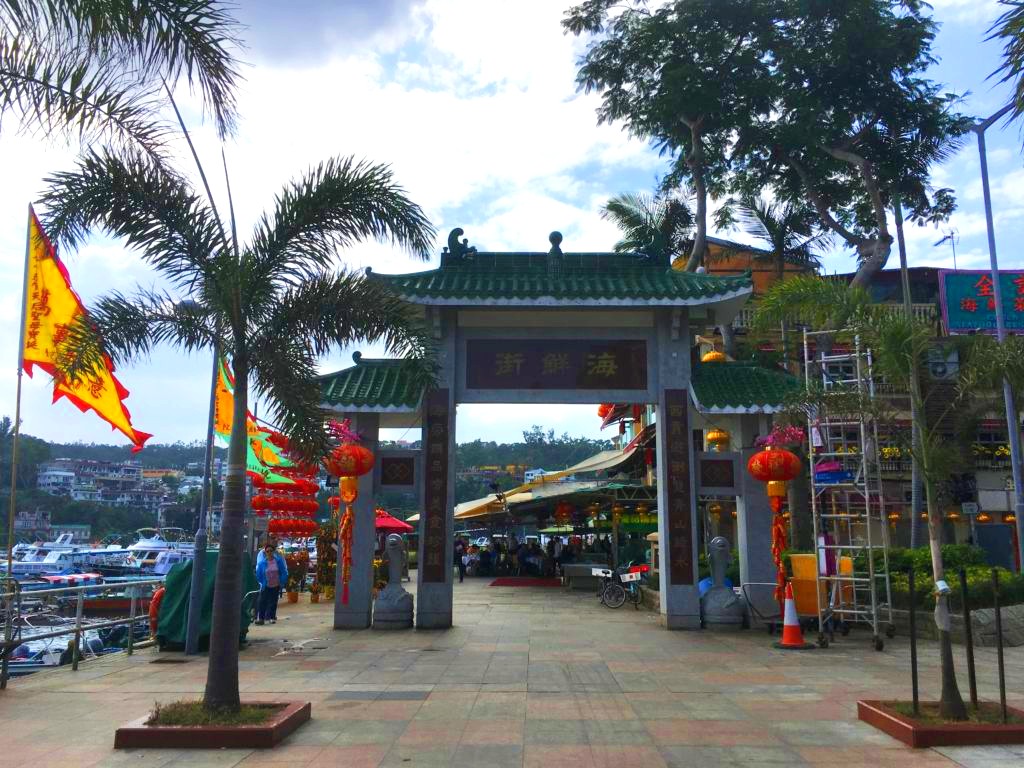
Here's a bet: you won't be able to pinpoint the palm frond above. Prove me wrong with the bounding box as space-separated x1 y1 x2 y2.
989 1 1024 121
248 156 436 290
0 35 170 159
259 270 436 373
600 191 693 258
39 148 228 289
752 275 871 332
53 288 217 385
1 0 242 139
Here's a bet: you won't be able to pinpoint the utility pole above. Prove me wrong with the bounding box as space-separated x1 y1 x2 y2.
973 103 1024 571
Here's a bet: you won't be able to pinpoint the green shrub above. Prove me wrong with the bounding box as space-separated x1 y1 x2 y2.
890 566 1024 611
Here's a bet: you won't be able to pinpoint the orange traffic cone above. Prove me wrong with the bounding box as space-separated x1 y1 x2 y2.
774 582 815 650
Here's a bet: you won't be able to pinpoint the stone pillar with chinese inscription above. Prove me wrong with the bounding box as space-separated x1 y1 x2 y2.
655 311 701 629
334 411 379 629
416 313 457 628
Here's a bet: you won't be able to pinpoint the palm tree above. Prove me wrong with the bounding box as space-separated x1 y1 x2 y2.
755 276 976 719
730 197 824 281
1 0 241 155
39 149 436 711
600 192 693 265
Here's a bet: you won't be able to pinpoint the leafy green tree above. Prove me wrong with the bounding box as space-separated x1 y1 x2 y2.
39 150 436 711
565 1 969 286
726 198 824 281
1 0 240 156
0 417 52 489
565 0 777 272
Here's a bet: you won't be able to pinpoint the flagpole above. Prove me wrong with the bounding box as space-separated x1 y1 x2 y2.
3 206 33 690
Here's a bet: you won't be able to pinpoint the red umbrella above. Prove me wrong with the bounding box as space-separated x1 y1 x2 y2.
375 507 414 534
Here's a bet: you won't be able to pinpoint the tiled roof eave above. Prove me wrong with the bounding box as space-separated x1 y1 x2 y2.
372 286 753 307
322 402 422 413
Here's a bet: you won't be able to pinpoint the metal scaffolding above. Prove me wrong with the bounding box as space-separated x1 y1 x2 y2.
804 330 894 650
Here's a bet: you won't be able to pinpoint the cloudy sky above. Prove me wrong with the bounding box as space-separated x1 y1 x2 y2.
0 0 1021 450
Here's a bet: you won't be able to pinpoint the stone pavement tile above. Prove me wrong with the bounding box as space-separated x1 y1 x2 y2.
160 751 252 768
625 692 691 719
460 719 525 745
524 744 596 768
453 744 523 768
584 718 653 745
575 692 637 721
345 700 424 721
398 720 467 747
526 692 583 720
775 720 900 747
645 719 781 747
524 719 587 745
611 672 668 692
236 746 323 765
413 691 477 719
796 746 957 765
26 746 112 768
470 691 528 719
312 744 388 768
591 745 668 768
330 719 407 746
92 749 184 768
379 744 459 767
738 699 850 721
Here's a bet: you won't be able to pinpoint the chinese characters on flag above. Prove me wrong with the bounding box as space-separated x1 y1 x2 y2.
421 389 450 583
21 208 151 451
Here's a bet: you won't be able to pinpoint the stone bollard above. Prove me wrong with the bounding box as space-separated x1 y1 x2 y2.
373 534 414 630
700 536 744 631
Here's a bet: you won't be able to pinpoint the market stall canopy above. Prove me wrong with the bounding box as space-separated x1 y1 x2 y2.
376 508 414 533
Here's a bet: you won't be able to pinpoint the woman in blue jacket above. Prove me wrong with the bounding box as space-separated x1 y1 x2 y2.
255 543 288 625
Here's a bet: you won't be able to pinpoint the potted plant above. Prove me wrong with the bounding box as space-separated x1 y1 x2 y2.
309 580 320 604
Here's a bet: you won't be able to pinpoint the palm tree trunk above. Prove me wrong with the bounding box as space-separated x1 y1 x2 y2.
924 478 967 720
719 322 737 358
203 351 248 712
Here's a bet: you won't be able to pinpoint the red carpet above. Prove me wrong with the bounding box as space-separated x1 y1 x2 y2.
489 577 563 588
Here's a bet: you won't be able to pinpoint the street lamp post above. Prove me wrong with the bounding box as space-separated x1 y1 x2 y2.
973 103 1024 570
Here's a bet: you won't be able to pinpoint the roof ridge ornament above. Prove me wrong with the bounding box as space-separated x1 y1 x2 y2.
548 231 563 277
443 227 476 265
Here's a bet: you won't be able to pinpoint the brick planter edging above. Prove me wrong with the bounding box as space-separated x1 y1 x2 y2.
114 701 311 749
858 700 1024 748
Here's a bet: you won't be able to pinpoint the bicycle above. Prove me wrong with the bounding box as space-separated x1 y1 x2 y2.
595 562 648 609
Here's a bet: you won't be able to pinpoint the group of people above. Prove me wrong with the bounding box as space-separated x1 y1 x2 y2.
452 533 628 580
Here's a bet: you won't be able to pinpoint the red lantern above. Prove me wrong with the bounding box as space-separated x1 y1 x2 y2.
323 444 374 478
554 500 573 525
328 496 340 509
746 447 801 484
597 403 614 419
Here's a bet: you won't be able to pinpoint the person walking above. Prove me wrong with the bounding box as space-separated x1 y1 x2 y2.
255 543 288 625
454 536 467 583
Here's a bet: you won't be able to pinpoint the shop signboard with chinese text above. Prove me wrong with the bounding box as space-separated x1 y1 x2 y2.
421 390 450 583
663 388 695 586
938 270 1024 335
466 339 647 390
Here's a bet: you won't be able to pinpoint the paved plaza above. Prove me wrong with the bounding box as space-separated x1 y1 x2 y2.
1 578 1023 767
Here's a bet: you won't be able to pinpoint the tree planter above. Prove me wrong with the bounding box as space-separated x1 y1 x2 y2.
310 592 320 604
114 701 311 749
286 591 299 604
858 700 1024 748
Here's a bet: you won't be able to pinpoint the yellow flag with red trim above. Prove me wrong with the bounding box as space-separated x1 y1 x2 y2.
21 208 151 451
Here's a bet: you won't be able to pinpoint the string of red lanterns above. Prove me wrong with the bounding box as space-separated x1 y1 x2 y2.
323 442 376 605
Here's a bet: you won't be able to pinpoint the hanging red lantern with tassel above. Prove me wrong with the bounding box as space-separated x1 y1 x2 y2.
746 446 802 616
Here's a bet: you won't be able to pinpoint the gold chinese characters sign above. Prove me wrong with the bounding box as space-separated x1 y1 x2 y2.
466 339 647 390
664 388 694 586
422 389 450 583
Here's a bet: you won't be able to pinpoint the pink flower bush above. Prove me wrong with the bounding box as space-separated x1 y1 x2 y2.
755 424 806 448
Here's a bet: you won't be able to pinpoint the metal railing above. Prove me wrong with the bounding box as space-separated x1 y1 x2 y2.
1 577 164 689
731 302 938 330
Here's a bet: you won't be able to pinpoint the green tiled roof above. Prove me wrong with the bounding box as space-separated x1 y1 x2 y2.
319 353 424 410
367 231 752 306
691 362 802 413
